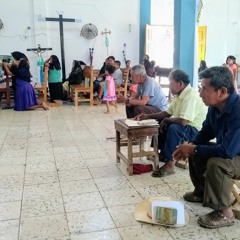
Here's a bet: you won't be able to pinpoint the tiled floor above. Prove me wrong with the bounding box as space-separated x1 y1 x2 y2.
0 103 239 240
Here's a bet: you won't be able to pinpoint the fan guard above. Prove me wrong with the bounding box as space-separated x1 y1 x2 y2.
81 23 98 39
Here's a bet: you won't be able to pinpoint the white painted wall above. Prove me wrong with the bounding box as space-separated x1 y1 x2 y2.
199 0 240 66
0 0 140 81
1 0 239 80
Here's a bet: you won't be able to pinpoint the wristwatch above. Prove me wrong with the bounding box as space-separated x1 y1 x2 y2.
193 145 198 154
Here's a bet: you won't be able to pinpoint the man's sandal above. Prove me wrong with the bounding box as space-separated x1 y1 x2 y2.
197 210 234 229
183 192 203 203
151 167 175 178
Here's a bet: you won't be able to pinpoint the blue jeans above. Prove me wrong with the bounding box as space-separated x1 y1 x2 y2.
158 124 198 161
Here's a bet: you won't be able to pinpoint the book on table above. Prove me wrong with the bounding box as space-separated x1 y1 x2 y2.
124 119 159 127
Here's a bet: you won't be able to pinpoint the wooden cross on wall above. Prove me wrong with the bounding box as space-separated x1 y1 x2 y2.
38 14 81 81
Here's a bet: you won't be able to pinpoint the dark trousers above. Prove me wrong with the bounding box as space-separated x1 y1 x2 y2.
126 105 161 118
159 124 198 161
48 82 63 102
189 154 240 210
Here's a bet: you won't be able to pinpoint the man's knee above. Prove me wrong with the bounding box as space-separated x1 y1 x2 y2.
207 157 229 172
166 124 183 139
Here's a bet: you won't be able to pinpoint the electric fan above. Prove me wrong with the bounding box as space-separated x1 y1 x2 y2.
81 23 98 39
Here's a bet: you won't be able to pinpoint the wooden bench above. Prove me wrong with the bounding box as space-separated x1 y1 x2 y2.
0 73 12 109
69 66 94 106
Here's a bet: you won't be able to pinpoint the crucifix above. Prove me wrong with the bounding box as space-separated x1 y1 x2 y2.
38 13 81 81
27 44 52 83
101 28 111 56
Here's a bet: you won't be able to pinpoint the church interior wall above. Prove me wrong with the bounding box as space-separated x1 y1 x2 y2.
0 0 139 81
1 0 240 81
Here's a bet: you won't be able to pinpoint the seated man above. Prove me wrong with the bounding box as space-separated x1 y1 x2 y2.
118 64 169 118
136 69 207 177
113 60 123 87
173 66 240 229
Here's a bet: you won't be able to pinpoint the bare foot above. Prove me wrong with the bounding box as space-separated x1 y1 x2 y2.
42 102 49 110
104 111 110 114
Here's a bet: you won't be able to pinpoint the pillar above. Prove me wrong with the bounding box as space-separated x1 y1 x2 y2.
174 0 197 85
139 0 151 63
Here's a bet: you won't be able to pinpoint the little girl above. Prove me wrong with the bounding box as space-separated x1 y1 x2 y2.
103 64 118 114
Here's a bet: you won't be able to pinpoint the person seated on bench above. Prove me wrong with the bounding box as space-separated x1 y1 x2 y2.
63 60 85 99
118 64 169 118
173 66 240 229
136 69 207 177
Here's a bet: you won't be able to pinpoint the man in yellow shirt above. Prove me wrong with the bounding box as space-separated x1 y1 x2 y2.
136 69 207 177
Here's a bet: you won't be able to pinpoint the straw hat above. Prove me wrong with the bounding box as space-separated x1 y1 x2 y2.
134 197 189 227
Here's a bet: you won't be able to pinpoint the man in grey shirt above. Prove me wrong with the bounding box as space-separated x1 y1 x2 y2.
118 64 169 118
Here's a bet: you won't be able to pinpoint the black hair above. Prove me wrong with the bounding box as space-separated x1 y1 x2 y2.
114 60 121 67
199 66 234 94
198 60 208 73
105 64 116 74
226 55 236 64
16 59 31 81
169 69 190 85
49 55 61 70
108 56 115 61
11 51 28 61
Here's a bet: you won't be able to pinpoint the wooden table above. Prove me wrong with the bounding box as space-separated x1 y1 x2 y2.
114 119 159 175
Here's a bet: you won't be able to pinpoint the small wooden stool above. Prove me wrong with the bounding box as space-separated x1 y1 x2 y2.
114 119 159 176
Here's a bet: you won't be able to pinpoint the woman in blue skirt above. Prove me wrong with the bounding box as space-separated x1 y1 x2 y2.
3 55 48 111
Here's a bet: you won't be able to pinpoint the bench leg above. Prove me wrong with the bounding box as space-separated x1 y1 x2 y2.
116 130 120 164
74 90 78 106
153 135 159 170
127 138 133 175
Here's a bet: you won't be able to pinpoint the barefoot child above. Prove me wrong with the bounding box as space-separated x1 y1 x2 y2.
103 64 118 114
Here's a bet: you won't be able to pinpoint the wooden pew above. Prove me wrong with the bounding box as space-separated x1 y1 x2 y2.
69 66 94 106
0 73 12 109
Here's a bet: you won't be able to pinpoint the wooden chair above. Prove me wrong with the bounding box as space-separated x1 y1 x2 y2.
69 66 94 106
34 67 61 107
232 179 240 219
34 66 48 103
116 69 129 98
0 72 12 109
232 179 240 205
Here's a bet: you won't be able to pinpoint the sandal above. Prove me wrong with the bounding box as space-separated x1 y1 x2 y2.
183 192 203 203
151 167 175 178
197 210 234 229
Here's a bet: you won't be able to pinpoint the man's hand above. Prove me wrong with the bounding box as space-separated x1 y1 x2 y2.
159 118 169 133
172 142 196 161
134 112 148 121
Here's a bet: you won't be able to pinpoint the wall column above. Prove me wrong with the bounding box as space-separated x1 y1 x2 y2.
174 0 197 85
139 0 151 63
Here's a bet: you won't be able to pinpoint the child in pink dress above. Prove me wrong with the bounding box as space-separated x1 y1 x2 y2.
103 64 118 113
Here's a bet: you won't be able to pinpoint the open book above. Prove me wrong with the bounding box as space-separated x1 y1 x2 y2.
125 119 159 127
